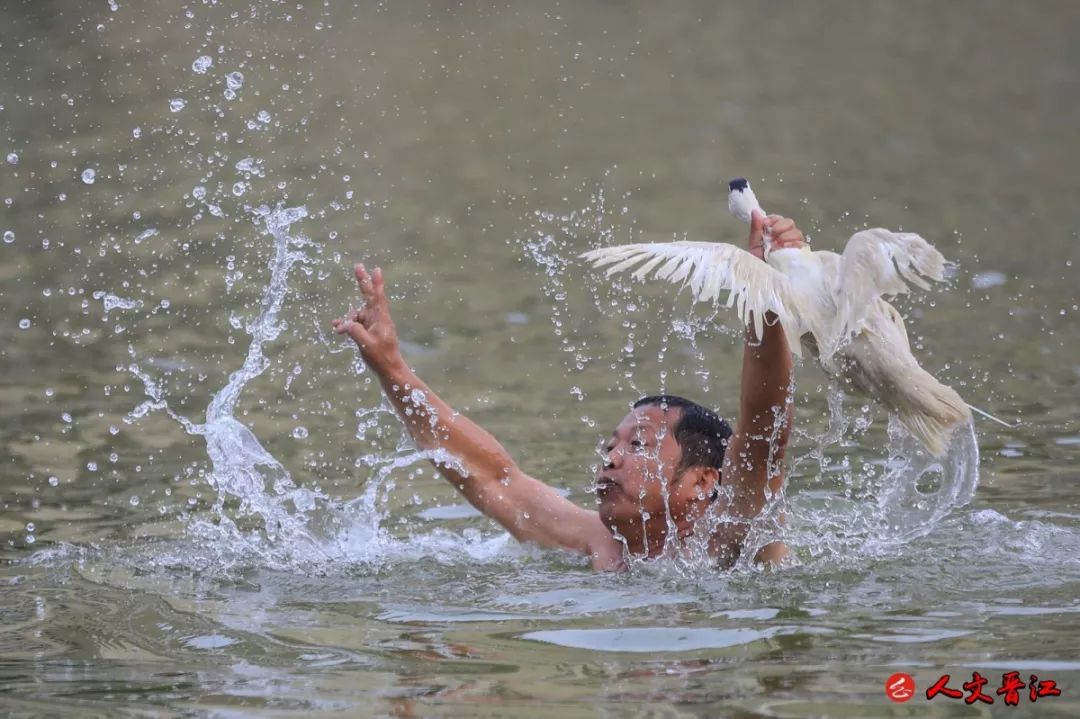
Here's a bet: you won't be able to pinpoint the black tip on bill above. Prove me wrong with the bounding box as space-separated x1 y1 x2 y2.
728 177 748 192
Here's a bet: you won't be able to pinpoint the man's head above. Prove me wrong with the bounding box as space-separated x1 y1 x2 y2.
594 394 733 554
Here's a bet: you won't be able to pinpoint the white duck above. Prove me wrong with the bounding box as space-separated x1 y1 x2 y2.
580 178 972 457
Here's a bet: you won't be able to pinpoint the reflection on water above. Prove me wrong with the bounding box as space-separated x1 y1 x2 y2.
2 0 1079 715
521 626 822 652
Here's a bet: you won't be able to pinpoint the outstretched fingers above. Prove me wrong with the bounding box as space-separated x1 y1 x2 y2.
332 311 374 347
333 263 390 350
354 263 375 301
354 263 389 309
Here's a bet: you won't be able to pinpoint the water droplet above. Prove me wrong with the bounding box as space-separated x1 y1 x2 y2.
86 461 98 472
132 126 141 138
81 168 96 184
6 152 17 165
18 318 31 329
232 182 246 196
134 228 158 244
3 230 13 244
25 535 35 545
48 476 59 487
225 71 244 91
108 0 119 11
235 157 264 177
129 495 140 506
191 55 213 74
292 426 309 439
257 110 272 123
971 271 1007 290
169 98 186 112
192 185 206 201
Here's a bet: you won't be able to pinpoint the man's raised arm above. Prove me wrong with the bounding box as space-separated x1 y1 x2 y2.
720 212 804 563
331 265 608 557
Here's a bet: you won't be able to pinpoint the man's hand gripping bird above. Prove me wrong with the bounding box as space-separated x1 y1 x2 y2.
581 178 976 457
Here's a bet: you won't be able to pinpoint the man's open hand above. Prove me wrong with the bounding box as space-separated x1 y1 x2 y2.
748 211 806 260
331 264 403 373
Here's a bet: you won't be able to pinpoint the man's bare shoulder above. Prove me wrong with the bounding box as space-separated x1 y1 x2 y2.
583 518 625 571
546 499 623 570
499 469 625 564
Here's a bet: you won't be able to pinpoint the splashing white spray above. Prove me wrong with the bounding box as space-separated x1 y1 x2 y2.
121 204 516 573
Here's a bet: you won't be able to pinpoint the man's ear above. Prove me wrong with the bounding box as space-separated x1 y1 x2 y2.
676 466 719 499
698 466 720 498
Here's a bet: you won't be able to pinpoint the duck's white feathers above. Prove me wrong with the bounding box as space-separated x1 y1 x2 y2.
838 299 971 456
580 227 966 457
579 241 807 356
830 229 948 356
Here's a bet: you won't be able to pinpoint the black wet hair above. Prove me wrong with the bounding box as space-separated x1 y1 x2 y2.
728 177 749 192
632 395 733 482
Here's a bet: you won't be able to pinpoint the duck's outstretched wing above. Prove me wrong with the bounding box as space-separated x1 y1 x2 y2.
831 229 948 349
580 241 806 355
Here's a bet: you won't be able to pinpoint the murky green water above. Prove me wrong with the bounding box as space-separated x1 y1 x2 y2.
2 1 1079 716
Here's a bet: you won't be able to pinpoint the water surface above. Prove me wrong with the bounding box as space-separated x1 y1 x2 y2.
2 1 1079 716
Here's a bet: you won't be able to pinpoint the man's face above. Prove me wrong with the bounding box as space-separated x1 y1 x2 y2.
594 405 687 540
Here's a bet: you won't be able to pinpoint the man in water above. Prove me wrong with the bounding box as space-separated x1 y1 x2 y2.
332 212 806 570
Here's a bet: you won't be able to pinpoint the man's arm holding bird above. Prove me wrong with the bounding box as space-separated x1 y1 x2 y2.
718 211 806 564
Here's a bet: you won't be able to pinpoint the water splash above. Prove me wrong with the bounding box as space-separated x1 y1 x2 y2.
116 203 516 573
94 291 144 318
872 417 979 539
766 406 979 566
125 206 337 563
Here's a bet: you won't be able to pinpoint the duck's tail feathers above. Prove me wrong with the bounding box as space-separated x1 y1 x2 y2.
894 369 973 458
